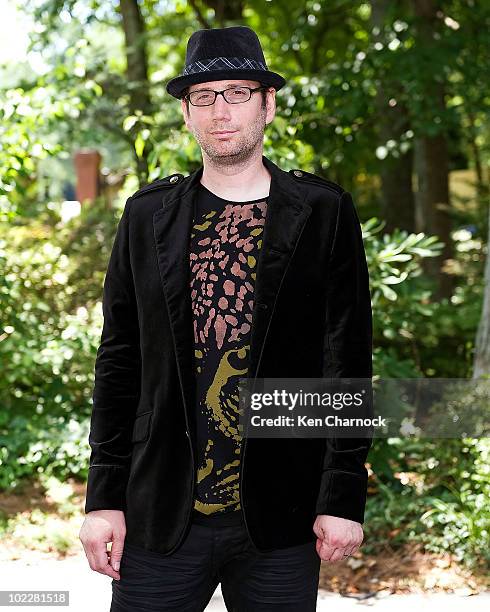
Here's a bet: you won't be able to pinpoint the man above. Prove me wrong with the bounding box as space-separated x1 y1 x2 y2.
80 25 373 611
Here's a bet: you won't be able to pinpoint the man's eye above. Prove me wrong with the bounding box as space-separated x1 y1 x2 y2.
196 93 212 101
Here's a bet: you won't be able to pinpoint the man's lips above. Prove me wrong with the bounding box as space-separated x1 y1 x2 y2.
211 130 237 134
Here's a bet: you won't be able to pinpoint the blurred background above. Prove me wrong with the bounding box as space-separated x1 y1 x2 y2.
0 0 489 609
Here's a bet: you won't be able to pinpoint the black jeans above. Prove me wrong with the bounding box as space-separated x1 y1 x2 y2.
110 509 321 611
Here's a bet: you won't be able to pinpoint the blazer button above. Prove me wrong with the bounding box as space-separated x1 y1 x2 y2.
258 303 268 310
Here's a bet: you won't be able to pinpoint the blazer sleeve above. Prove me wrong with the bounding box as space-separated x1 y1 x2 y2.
315 190 373 524
84 196 142 513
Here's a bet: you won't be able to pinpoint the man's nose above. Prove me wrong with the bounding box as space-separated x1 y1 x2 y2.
211 92 232 118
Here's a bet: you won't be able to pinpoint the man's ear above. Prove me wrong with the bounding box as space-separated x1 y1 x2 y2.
265 88 276 126
181 98 190 128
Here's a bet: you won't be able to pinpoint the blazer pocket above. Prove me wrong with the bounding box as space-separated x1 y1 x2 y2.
131 411 153 443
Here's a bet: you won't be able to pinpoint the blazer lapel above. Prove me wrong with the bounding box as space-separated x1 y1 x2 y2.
152 155 312 421
153 170 202 421
248 155 312 377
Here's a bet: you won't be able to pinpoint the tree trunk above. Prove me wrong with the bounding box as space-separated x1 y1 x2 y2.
371 0 415 234
198 0 244 26
119 0 153 185
414 132 453 299
473 164 490 379
413 0 454 300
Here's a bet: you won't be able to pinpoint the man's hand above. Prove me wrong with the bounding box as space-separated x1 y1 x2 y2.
313 514 363 562
79 510 126 580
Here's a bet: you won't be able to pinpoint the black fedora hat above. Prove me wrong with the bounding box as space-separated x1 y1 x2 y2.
166 25 286 100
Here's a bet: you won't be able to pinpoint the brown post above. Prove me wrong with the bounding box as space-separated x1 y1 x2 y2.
74 149 102 203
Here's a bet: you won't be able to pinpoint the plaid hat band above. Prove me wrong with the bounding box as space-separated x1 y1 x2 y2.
182 57 268 76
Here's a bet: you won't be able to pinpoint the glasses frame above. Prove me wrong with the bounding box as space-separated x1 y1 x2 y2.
183 85 269 107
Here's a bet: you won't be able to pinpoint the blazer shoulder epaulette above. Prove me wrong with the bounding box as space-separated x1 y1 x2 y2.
288 168 344 197
129 173 186 201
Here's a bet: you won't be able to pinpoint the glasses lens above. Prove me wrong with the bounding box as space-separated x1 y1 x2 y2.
189 87 252 106
223 87 250 103
189 90 215 106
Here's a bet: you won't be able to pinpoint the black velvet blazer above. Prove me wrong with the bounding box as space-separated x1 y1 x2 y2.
84 154 373 555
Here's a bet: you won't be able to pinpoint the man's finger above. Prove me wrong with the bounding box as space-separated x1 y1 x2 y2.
110 532 126 573
316 537 339 562
89 540 121 580
344 544 358 557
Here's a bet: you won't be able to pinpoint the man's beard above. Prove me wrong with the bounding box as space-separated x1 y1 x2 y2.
191 113 267 167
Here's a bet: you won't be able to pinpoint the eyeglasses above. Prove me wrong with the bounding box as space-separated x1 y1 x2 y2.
183 85 268 107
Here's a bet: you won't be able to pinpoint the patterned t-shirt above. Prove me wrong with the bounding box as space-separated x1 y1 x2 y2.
189 182 268 518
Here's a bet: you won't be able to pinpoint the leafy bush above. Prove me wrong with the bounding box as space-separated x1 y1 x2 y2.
365 437 490 571
0 196 121 489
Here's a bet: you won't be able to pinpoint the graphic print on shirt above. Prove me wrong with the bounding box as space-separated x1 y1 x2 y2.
189 185 268 516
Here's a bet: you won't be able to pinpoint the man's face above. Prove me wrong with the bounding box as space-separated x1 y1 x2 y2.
181 79 276 165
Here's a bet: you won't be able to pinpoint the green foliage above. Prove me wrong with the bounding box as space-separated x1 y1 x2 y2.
365 438 490 571
359 219 489 571
362 218 444 377
362 218 485 378
0 196 124 489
